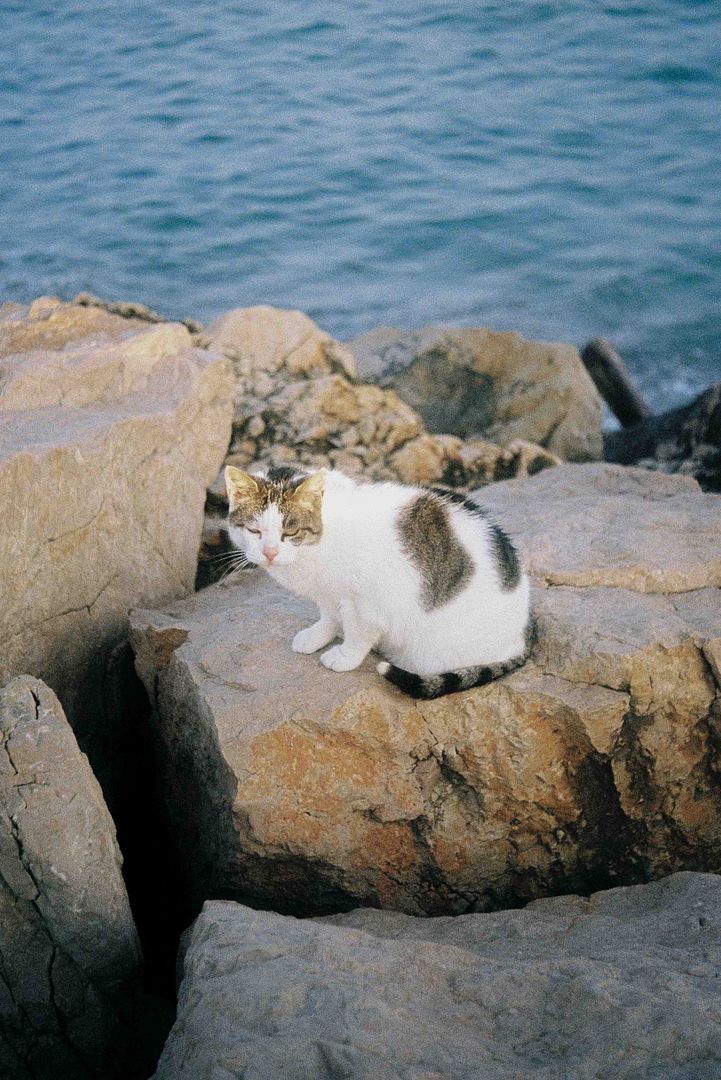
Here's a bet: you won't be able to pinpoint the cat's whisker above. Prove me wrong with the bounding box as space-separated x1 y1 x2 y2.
216 560 252 584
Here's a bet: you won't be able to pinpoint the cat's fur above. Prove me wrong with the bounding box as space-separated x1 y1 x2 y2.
225 465 531 699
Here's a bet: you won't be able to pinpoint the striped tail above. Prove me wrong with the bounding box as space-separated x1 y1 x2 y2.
376 618 535 699
376 653 527 699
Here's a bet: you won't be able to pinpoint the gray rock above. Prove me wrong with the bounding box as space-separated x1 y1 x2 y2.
0 676 142 1077
130 464 721 917
156 872 721 1080
347 324 604 460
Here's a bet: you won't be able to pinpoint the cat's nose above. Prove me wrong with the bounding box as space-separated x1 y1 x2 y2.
263 546 279 563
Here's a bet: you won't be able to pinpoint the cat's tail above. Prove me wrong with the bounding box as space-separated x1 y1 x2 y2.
376 621 534 700
375 655 524 699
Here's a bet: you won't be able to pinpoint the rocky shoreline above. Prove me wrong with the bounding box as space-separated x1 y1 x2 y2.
1 294 719 1078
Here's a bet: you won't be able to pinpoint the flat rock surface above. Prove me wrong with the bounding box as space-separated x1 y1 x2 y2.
347 324 604 460
155 872 721 1080
0 297 232 794
476 463 721 592
0 676 141 1078
131 464 721 916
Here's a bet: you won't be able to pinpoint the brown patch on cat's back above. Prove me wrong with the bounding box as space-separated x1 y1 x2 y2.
397 491 473 610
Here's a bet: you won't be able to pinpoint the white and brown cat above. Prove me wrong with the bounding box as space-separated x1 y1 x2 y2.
225 465 531 698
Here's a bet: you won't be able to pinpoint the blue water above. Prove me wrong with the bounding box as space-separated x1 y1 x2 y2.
2 2 720 411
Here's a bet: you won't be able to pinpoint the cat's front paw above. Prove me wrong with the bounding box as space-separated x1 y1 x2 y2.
292 626 326 654
320 646 363 672
291 622 334 652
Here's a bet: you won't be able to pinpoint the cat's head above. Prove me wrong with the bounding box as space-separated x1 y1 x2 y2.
224 465 325 568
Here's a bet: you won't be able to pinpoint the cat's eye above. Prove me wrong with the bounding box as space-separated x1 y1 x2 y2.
246 527 261 536
282 530 298 539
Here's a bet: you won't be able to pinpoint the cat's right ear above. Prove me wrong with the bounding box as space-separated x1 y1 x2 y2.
225 466 259 508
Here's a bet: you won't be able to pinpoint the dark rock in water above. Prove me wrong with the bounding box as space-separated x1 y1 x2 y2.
581 337 653 427
155 872 721 1080
0 676 142 1078
605 382 721 492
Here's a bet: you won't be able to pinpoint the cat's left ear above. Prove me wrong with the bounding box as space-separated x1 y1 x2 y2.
294 469 326 503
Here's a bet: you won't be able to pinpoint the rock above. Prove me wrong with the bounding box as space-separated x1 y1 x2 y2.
604 382 721 493
0 676 141 1078
198 306 559 581
0 298 233 797
476 462 721 592
347 324 604 460
131 464 721 916
581 337 653 427
0 294 151 353
73 291 204 334
155 872 721 1080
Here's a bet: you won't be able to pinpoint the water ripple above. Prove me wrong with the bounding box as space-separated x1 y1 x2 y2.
1 0 720 410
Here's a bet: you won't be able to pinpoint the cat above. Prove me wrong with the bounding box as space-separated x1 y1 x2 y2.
225 464 531 699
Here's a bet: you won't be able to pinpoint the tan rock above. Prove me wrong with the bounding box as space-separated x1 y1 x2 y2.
0 300 233 796
131 465 721 916
476 462 721 592
0 321 195 410
0 295 149 354
390 433 455 485
348 324 604 460
209 303 356 392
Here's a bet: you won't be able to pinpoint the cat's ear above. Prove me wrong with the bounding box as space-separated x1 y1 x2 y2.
294 469 326 504
225 466 259 507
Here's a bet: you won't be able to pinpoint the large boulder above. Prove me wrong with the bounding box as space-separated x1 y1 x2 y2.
131 465 721 916
0 297 233 795
0 294 153 353
347 324 604 460
205 305 560 488
155 872 721 1079
0 676 141 1078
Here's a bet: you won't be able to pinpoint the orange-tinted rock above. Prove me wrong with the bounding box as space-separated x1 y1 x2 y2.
131 465 721 916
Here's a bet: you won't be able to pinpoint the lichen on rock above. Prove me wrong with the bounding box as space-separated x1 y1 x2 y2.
347 323 604 460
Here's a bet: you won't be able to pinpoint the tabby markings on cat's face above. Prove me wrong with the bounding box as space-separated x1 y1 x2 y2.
225 465 324 568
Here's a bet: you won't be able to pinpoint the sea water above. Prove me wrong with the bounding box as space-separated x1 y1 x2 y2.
2 1 720 410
